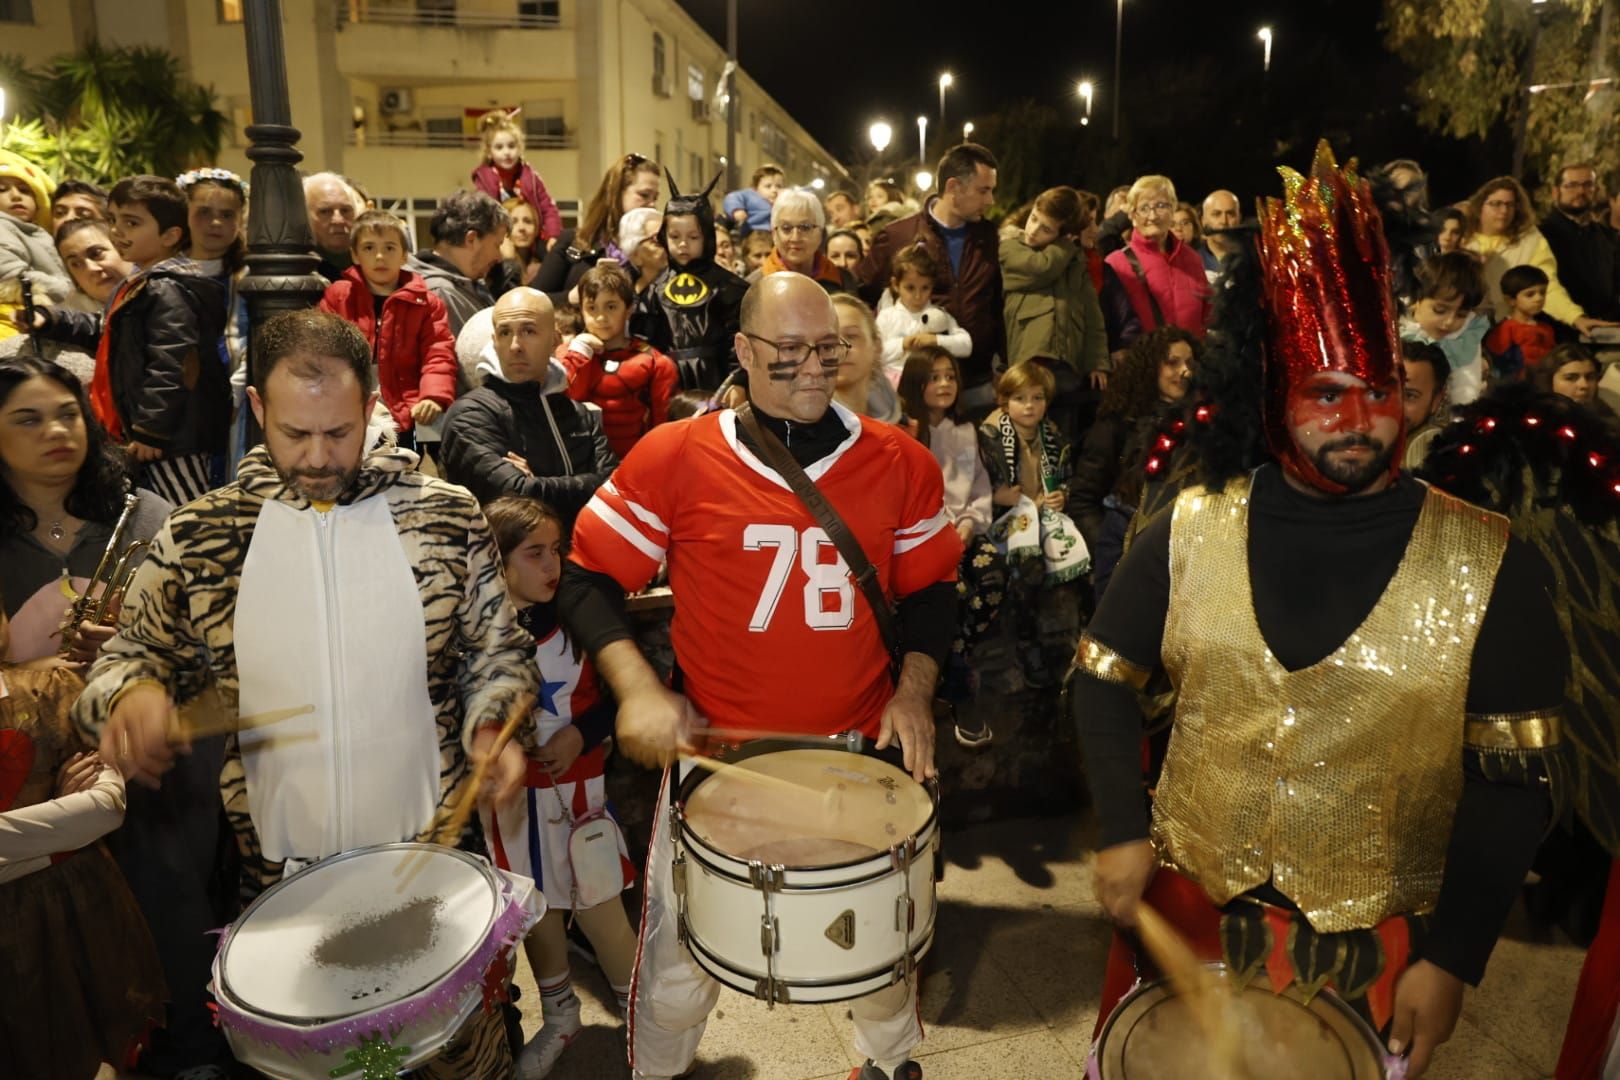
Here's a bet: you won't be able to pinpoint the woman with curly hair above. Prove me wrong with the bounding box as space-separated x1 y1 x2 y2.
1071 325 1198 596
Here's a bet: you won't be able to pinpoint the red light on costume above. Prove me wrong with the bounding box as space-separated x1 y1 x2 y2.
1195 405 1213 423
1170 419 1187 434
1557 426 1578 441
1146 456 1163 475
1525 414 1542 427
1590 453 1605 469
1459 444 1475 456
1479 417 1498 432
1156 435 1175 451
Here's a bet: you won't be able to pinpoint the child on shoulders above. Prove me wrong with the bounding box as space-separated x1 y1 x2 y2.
0 149 74 340
471 110 563 251
722 164 784 236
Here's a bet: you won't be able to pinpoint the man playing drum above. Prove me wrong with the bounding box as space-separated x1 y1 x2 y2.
1070 145 1570 1078
74 310 538 1077
558 272 962 1080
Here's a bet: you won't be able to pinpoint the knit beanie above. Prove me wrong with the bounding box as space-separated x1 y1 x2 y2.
0 149 54 229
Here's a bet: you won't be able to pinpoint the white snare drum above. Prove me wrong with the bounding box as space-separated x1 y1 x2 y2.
1090 966 1393 1079
211 842 543 1079
672 747 939 1005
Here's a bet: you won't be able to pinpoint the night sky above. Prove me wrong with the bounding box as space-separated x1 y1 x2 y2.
674 0 1510 208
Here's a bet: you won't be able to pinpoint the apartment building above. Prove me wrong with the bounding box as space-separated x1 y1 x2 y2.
6 0 850 240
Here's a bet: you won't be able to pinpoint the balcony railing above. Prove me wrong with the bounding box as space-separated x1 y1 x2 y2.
350 129 577 150
335 2 563 30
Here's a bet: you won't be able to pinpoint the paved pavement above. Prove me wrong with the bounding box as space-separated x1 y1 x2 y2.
528 814 1587 1079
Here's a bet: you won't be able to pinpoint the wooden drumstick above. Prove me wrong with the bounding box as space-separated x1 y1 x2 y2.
679 753 824 798
172 702 316 741
1135 902 1244 1079
394 693 532 893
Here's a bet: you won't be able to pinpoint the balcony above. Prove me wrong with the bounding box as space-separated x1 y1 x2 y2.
335 1 563 30
358 129 577 151
333 2 574 81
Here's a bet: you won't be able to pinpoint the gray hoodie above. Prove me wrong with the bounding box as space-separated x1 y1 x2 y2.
0 214 73 304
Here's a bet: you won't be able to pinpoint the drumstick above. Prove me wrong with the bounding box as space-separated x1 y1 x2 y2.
172 702 317 741
679 753 825 798
394 693 532 893
1135 902 1245 1079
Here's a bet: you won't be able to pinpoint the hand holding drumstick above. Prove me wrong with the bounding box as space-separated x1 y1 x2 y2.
102 682 315 789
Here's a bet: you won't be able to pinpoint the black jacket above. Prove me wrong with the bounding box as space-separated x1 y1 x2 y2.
532 227 608 308
42 263 229 456
1070 412 1160 553
1540 210 1620 322
439 361 618 521
632 258 749 390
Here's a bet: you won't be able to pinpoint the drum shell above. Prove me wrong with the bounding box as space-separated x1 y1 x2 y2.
673 746 939 1005
680 825 937 1003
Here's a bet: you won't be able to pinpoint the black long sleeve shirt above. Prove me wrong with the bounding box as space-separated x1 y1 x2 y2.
1072 464 1568 984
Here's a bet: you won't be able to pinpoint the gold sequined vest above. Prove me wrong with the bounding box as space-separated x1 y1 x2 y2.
1154 474 1510 932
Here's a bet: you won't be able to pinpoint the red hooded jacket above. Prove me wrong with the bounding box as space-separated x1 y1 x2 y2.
319 267 459 432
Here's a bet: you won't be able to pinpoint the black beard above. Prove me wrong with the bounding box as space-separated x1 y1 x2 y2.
1557 199 1592 217
1312 434 1397 492
276 460 361 503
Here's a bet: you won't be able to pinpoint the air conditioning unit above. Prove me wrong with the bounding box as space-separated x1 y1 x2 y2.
380 88 414 116
691 99 712 124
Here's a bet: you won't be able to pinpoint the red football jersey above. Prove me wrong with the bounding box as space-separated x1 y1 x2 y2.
570 405 961 738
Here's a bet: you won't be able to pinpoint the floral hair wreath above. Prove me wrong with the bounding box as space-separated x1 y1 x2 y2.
176 167 249 197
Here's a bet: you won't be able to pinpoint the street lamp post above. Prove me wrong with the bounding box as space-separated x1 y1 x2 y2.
963 121 974 140
237 0 325 410
917 115 928 168
1078 80 1094 126
869 121 892 155
1258 26 1273 73
1112 0 1124 140
725 0 738 193
937 72 953 136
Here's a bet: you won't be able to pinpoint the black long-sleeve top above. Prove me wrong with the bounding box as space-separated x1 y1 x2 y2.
1072 464 1568 985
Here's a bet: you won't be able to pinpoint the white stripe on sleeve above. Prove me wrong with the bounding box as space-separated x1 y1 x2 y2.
583 495 668 562
893 508 951 554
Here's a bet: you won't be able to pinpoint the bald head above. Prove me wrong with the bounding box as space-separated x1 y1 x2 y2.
491 287 557 384
735 272 841 424
305 172 364 256
1201 190 1242 257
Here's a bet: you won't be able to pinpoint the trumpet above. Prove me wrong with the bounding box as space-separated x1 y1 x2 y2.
58 493 149 657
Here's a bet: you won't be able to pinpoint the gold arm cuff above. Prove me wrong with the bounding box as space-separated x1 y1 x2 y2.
1072 634 1152 691
1465 709 1563 751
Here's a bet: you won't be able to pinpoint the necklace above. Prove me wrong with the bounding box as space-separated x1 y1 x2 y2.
48 519 65 541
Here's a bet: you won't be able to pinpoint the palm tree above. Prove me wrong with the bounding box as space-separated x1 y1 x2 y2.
0 43 226 184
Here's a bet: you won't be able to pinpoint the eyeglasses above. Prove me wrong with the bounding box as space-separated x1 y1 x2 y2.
1559 179 1597 190
1135 201 1174 216
744 333 849 369
774 222 821 237
1482 199 1517 211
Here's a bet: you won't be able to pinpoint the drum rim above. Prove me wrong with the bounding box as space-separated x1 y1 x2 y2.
217 842 502 1027
1093 963 1386 1078
675 742 940 876
678 821 938 889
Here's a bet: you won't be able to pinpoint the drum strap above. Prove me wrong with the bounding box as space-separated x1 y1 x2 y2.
735 403 900 670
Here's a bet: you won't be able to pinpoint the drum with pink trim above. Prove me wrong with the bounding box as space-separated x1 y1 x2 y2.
1088 966 1401 1079
211 842 542 1079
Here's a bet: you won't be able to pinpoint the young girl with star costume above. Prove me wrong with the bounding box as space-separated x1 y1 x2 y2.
479 495 638 1079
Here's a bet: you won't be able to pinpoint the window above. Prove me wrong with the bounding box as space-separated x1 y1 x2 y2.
690 153 705 189
215 0 242 21
687 64 705 102
522 99 566 143
517 0 560 20
652 32 670 97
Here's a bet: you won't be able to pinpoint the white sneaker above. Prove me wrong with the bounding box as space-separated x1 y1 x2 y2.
516 1002 584 1079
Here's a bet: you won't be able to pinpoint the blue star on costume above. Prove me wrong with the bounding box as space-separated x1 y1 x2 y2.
537 676 567 717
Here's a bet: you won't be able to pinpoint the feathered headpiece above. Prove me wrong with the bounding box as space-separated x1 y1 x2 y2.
1256 140 1404 493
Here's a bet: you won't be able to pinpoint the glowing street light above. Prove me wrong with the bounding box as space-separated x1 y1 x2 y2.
1258 26 1273 73
962 121 975 140
868 121 892 154
1078 80 1094 120
915 170 934 192
917 115 928 167
810 177 825 190
938 71 953 131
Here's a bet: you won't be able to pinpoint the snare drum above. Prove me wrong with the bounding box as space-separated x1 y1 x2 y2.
211 842 543 1079
1090 966 1393 1079
672 747 938 1005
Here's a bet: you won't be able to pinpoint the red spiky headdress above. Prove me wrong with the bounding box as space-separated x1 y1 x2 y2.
1256 141 1404 493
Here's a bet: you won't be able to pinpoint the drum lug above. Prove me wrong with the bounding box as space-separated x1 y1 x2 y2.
671 847 689 947
758 915 784 1009
748 860 784 892
895 895 916 934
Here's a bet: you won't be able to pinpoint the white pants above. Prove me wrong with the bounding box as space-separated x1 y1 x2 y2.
627 768 924 1078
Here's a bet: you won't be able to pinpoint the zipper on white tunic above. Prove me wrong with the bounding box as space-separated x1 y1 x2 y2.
316 508 349 852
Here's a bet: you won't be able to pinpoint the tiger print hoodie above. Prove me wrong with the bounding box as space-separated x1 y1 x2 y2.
75 442 537 898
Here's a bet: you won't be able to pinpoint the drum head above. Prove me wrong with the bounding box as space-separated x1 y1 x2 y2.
219 845 497 1022
684 749 933 868
1095 973 1386 1079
